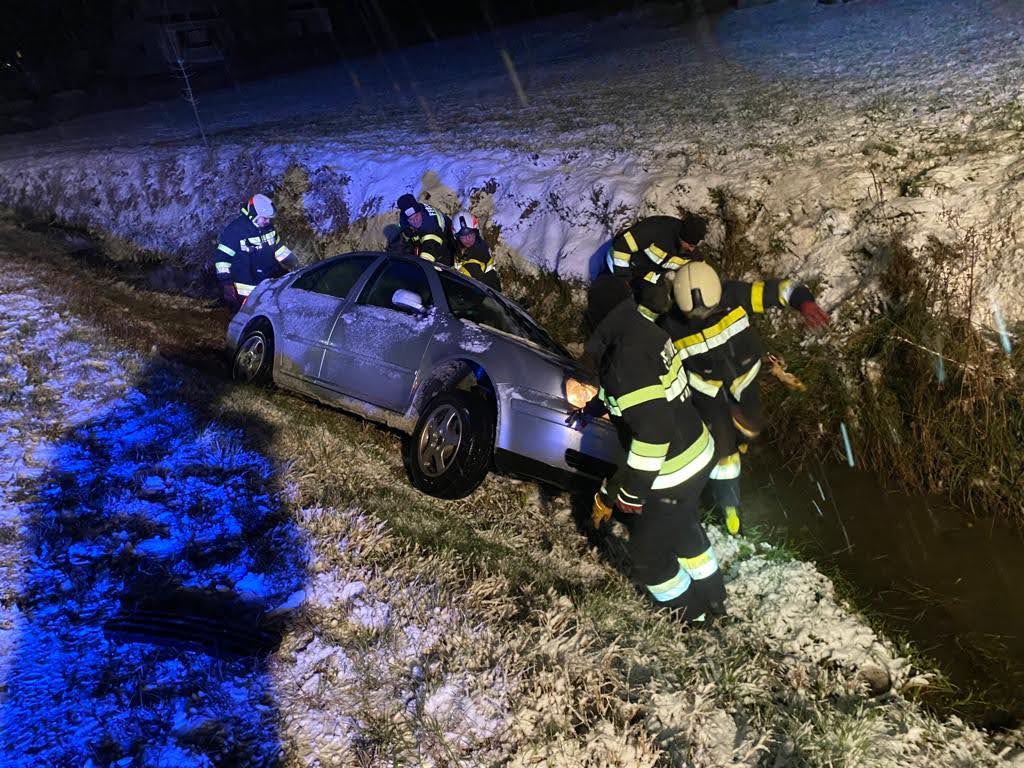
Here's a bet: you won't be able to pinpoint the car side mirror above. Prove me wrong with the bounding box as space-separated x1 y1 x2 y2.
392 289 426 315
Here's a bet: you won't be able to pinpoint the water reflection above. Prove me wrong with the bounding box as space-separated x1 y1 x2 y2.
744 448 1023 727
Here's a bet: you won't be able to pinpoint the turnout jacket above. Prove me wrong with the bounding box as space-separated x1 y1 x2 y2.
215 203 296 296
399 204 453 266
585 299 715 511
607 216 702 283
660 278 815 402
454 238 501 291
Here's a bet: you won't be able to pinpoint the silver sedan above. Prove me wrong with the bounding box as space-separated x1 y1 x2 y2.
226 251 620 498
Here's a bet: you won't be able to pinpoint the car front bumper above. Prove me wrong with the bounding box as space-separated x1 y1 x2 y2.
495 383 621 486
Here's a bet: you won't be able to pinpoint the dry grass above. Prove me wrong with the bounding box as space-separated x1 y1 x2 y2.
762 229 1024 525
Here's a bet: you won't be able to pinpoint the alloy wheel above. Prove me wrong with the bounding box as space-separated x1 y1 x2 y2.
234 335 266 381
417 403 463 477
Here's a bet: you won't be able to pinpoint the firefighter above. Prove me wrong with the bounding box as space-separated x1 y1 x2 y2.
450 211 501 291
660 262 830 535
606 214 708 318
396 193 453 266
581 274 726 623
214 194 297 312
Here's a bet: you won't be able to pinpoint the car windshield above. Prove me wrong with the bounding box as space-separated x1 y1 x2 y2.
438 272 567 358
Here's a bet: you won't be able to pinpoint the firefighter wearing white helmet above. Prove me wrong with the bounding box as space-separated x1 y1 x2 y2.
661 261 831 535
451 211 501 291
214 194 298 312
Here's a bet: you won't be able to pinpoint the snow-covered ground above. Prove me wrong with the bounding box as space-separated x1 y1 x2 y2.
0 275 298 764
0 273 510 764
0 244 1018 765
3 0 1024 333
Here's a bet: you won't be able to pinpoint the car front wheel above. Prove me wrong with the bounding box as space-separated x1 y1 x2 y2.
407 391 493 499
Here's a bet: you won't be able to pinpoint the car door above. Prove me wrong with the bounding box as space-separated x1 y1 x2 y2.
275 254 380 381
320 258 441 411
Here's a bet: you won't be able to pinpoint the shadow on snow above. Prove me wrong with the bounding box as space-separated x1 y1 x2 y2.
1 359 306 766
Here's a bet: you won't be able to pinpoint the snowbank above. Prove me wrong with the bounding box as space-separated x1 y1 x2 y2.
3 0 1024 333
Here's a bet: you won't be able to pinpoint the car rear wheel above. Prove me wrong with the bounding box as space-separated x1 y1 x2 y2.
232 326 274 385
407 391 493 499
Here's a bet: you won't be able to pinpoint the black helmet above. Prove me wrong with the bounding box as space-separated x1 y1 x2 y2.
585 274 633 330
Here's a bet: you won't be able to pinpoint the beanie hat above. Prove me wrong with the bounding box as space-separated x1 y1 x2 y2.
585 274 633 330
679 214 707 246
397 193 419 217
251 193 275 218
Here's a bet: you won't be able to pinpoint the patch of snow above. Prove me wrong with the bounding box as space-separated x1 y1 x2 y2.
0 274 303 766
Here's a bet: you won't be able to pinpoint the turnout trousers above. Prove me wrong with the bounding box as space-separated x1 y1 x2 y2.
619 461 725 621
692 384 766 513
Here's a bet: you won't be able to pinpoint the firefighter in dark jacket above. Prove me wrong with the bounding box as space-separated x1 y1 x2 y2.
582 275 726 623
660 262 830 535
450 211 501 292
215 194 297 312
606 214 708 318
396 193 453 266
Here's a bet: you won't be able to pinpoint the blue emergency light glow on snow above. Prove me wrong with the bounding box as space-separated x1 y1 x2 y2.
839 422 855 468
992 302 1012 354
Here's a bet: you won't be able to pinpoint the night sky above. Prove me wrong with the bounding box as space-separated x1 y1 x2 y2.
0 1 662 77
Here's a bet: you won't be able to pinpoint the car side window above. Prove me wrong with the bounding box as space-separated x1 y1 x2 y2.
439 272 566 356
291 255 377 299
439 273 510 331
358 259 433 309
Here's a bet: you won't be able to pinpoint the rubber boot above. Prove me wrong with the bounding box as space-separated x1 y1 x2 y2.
724 505 742 536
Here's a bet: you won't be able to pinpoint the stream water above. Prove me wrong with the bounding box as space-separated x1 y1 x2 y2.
744 447 1023 728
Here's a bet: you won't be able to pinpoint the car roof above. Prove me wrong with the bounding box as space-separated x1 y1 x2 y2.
325 250 506 287
320 251 571 360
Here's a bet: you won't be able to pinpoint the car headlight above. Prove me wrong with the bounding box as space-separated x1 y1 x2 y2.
564 376 598 409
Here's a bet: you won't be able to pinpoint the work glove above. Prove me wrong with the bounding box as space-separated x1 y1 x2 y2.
615 496 643 515
591 492 613 529
565 396 607 430
797 300 830 329
221 283 242 312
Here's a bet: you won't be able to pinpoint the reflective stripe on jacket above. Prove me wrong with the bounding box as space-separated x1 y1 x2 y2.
215 210 295 289
607 215 700 283
660 278 814 399
585 299 715 509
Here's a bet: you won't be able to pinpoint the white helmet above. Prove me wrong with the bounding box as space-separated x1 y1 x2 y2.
250 193 275 218
451 211 479 237
673 261 722 315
